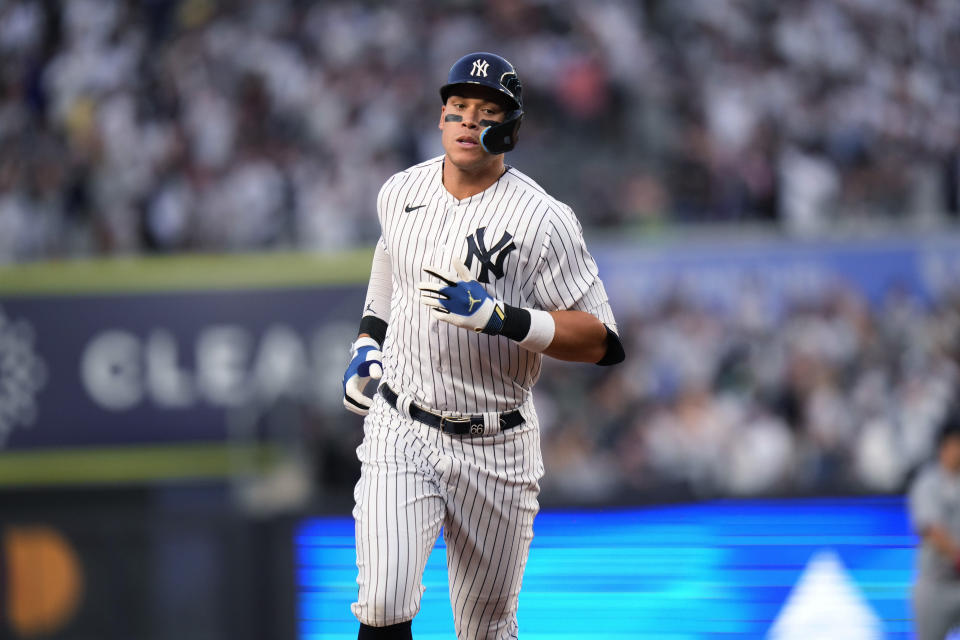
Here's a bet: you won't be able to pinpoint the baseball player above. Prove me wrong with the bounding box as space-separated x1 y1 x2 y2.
909 412 960 640
341 52 625 640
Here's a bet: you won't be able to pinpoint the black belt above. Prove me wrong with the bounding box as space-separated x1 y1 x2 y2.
379 384 523 436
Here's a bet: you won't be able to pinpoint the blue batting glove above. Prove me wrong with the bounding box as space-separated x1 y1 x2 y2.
417 258 505 334
343 336 383 416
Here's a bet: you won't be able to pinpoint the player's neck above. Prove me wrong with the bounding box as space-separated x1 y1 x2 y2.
442 157 506 200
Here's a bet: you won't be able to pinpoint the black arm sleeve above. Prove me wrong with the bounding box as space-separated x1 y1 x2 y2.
595 325 625 366
358 315 388 346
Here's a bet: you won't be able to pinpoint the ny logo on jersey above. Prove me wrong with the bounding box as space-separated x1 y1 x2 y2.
471 59 489 78
464 227 516 284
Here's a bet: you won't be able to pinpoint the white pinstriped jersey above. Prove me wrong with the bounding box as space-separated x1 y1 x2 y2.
363 155 618 415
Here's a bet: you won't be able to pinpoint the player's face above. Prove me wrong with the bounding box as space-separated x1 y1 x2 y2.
439 86 508 171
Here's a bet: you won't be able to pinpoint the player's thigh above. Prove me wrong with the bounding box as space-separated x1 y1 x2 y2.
444 468 540 638
353 487 445 626
353 454 447 590
353 410 447 625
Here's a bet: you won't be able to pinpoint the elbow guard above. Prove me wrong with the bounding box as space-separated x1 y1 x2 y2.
596 325 625 366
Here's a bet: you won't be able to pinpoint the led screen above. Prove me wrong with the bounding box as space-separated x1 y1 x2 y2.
296 497 915 639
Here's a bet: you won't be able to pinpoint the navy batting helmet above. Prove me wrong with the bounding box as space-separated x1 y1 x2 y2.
440 52 523 154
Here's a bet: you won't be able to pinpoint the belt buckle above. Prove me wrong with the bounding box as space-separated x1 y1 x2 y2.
440 415 485 436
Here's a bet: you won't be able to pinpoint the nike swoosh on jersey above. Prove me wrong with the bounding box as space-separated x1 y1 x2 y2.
404 204 426 212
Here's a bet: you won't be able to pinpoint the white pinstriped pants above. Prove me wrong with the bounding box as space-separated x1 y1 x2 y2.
351 392 543 640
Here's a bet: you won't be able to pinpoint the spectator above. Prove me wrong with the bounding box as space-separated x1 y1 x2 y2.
1 0 959 261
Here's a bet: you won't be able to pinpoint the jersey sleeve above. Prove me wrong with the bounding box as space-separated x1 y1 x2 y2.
568 279 618 332
361 237 392 322
364 170 407 321
908 468 942 533
532 204 617 330
356 175 399 344
375 173 396 231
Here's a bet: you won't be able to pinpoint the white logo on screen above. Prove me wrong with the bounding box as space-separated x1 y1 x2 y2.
0 307 47 446
80 323 350 412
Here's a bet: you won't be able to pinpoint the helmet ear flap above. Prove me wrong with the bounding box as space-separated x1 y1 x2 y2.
501 72 522 104
480 110 523 154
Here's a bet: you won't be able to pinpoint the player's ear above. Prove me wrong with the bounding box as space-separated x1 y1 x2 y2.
439 105 446 130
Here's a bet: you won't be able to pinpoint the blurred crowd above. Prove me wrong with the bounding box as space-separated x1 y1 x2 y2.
4 0 960 503
2 0 960 263
535 280 960 504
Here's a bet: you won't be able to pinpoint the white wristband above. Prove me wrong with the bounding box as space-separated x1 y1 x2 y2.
517 309 555 353
352 335 380 354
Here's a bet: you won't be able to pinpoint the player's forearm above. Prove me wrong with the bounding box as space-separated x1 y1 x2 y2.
417 258 624 365
541 310 608 363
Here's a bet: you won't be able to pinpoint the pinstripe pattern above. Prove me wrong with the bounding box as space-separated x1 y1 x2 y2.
352 155 615 638
375 156 617 415
352 393 542 637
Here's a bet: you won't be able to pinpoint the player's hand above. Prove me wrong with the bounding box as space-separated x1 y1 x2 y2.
342 336 383 416
418 258 505 335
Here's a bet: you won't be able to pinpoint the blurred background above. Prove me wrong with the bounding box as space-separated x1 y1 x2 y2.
2 0 959 637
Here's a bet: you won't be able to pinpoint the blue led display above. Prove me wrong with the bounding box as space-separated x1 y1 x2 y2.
295 497 916 639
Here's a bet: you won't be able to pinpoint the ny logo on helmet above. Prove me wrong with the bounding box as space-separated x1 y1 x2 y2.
464 227 515 283
471 59 490 78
